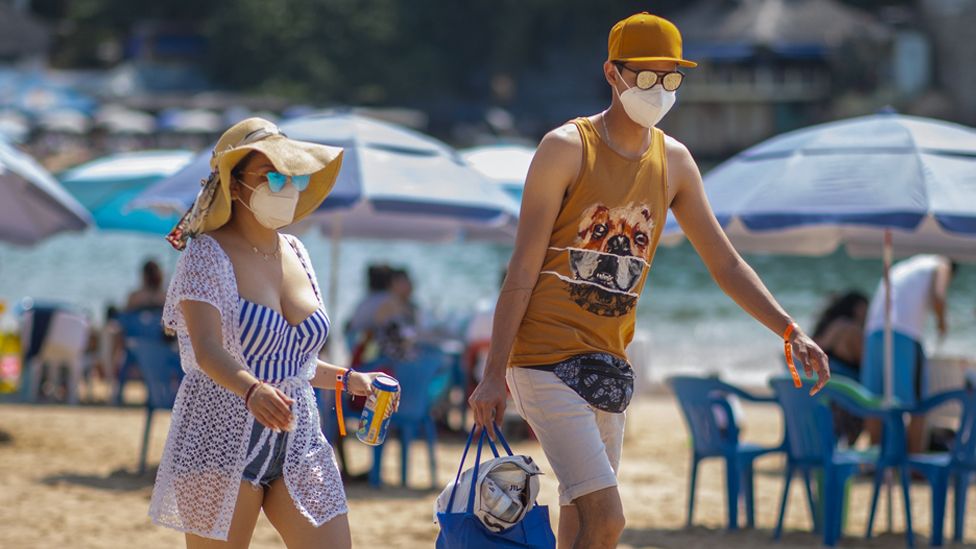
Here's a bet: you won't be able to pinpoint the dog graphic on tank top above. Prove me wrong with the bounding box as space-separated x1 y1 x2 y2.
567 202 653 316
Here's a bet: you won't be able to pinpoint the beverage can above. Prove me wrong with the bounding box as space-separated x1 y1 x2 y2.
356 374 399 446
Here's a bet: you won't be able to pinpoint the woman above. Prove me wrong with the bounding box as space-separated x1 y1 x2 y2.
372 268 419 361
149 118 379 548
125 260 167 310
813 290 869 445
812 291 869 379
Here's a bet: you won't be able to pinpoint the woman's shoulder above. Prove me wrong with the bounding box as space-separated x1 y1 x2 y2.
283 233 313 261
283 232 307 250
171 233 234 287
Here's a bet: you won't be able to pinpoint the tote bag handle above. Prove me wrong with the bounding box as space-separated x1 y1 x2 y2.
445 424 516 513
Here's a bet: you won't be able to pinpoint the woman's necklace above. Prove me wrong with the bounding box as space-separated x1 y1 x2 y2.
249 234 281 261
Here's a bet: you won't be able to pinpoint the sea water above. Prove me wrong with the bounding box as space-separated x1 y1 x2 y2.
1 229 973 387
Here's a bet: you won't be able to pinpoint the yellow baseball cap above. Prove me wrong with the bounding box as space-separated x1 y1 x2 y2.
608 12 697 67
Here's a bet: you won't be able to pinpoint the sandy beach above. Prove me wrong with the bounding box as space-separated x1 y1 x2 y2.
1 390 973 549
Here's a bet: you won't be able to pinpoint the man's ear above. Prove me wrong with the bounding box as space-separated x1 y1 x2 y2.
603 60 618 87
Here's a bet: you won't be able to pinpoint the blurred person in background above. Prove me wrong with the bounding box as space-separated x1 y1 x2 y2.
862 254 957 453
344 263 392 366
346 263 393 335
125 259 167 311
372 268 420 362
813 290 869 445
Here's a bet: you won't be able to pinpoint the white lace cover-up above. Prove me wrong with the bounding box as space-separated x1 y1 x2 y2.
149 233 347 540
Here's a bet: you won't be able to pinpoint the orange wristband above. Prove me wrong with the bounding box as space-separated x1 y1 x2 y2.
335 371 347 437
782 323 801 388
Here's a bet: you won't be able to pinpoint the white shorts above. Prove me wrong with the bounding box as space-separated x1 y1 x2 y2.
506 366 626 506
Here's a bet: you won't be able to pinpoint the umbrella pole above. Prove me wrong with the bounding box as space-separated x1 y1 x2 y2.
883 229 894 405
882 229 895 532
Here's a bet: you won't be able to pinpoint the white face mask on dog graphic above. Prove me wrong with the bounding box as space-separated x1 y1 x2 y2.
613 66 676 128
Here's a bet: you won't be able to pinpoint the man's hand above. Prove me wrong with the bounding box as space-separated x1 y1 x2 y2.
469 374 508 438
791 329 831 396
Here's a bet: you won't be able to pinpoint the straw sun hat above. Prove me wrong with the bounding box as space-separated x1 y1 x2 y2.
166 117 343 250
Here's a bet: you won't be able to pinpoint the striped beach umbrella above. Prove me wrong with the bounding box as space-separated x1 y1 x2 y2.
59 149 193 234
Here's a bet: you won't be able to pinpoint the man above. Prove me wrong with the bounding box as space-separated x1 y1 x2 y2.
469 12 830 549
863 254 957 452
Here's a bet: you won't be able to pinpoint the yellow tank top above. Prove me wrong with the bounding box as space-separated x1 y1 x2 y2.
510 117 668 367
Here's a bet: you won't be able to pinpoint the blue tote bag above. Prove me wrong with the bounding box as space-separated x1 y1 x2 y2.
436 425 556 549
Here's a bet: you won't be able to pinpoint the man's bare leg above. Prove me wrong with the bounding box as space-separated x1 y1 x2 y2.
562 486 625 549
557 504 580 549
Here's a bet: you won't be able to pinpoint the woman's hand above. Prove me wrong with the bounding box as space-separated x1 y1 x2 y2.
247 383 295 431
345 371 380 398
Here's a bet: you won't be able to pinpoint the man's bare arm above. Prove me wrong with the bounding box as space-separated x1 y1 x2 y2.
932 258 952 337
468 123 582 428
667 137 830 393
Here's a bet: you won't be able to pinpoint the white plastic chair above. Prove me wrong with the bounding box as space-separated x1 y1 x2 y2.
26 310 91 404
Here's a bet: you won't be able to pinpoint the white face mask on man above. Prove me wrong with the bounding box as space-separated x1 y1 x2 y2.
613 67 676 128
235 180 300 229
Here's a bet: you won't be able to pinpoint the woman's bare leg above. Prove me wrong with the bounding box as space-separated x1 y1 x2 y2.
186 481 264 548
262 478 351 549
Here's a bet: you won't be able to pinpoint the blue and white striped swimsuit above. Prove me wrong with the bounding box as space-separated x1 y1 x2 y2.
237 238 329 486
237 241 330 381
238 299 329 381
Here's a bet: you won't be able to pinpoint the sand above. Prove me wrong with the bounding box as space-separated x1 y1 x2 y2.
1 391 974 548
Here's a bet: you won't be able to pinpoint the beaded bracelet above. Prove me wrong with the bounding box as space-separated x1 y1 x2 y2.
341 367 355 390
243 381 263 408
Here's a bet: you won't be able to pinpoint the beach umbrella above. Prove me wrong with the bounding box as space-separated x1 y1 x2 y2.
132 111 520 310
37 108 90 135
0 139 92 245
1 75 96 116
0 109 29 143
94 105 156 135
664 112 976 403
134 111 519 240
461 143 535 202
59 150 193 234
157 108 222 134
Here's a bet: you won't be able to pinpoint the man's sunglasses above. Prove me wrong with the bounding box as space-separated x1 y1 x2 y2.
242 171 311 192
614 62 684 92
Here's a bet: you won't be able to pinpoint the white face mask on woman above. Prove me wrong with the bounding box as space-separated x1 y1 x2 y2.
235 180 300 229
614 67 676 128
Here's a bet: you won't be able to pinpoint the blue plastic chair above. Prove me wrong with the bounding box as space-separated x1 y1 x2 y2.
770 377 878 546
819 376 915 547
906 388 976 547
862 330 927 408
370 344 449 488
827 358 859 382
113 308 165 405
669 376 784 530
125 337 183 474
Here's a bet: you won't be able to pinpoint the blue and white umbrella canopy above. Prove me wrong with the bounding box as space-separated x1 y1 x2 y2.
59 150 193 234
461 143 536 202
133 111 520 242
664 113 976 260
0 139 92 245
662 112 976 403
